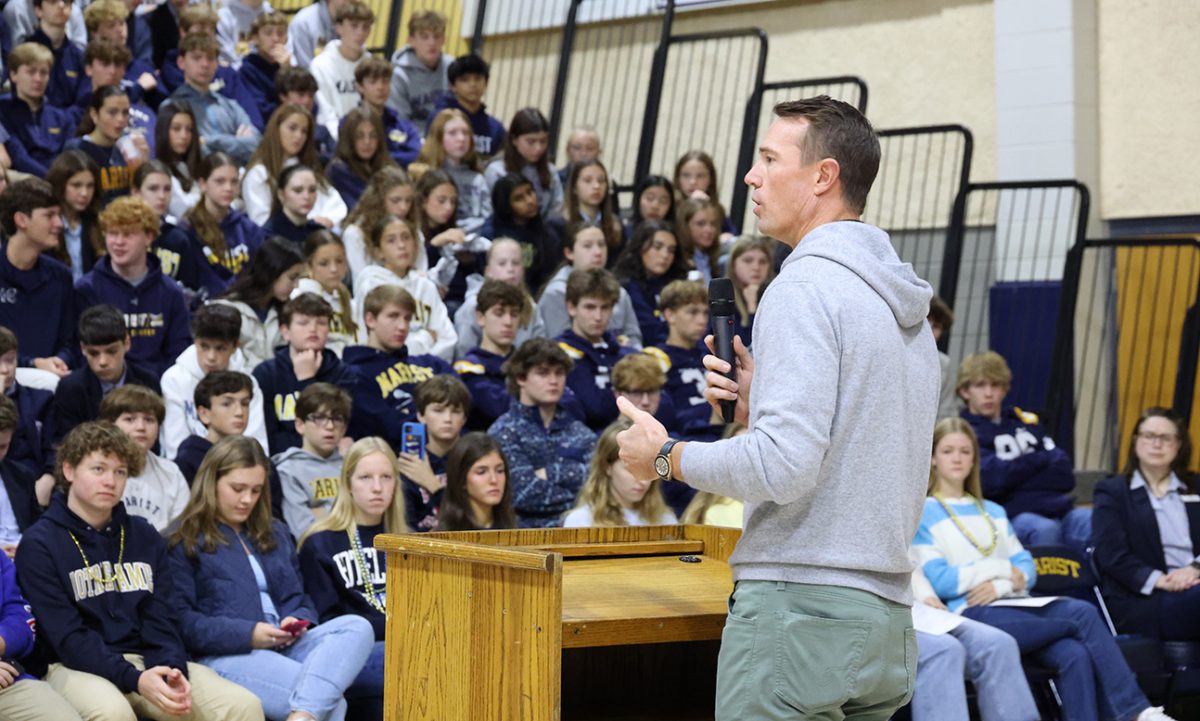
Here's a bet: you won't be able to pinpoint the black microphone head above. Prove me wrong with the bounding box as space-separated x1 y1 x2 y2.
709 278 735 315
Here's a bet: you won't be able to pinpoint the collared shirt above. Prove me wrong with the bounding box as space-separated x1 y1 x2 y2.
99 366 128 398
62 216 84 282
0 469 20 545
1132 470 1196 594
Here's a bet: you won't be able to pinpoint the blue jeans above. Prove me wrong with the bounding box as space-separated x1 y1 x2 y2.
1011 507 1093 554
912 619 1039 721
202 615 375 721
965 598 1148 721
345 642 384 721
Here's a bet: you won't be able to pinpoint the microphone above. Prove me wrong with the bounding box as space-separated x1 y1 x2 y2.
708 278 737 423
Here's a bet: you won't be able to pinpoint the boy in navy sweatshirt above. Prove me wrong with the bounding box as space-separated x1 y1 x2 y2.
236 11 289 127
454 279 521 431
0 178 75 376
253 292 360 455
401 375 468 532
356 56 421 167
274 382 349 540
0 394 42 554
0 326 56 507
53 304 161 444
75 196 191 378
645 280 722 442
0 548 77 720
28 0 84 112
556 268 635 432
15 422 262 720
428 54 504 158
0 44 76 177
345 285 452 448
957 351 1092 552
175 370 252 487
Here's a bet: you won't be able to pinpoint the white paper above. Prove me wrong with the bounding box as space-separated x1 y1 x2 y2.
988 596 1060 608
912 603 966 635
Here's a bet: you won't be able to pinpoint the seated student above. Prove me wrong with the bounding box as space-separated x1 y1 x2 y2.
46 150 103 283
915 418 1174 721
356 57 421 168
353 215 457 360
676 197 726 282
297 437 402 718
1093 407 1200 641
645 279 721 443
557 268 635 432
213 237 304 369
253 292 360 455
27 0 84 111
0 179 75 377
0 327 55 505
454 239 546 359
484 108 563 219
175 369 253 485
75 196 191 377
166 434 374 721
243 104 347 228
325 107 397 209
53 304 161 441
388 10 452 130
539 223 641 346
411 167 489 312
562 418 675 528
153 102 202 221
341 165 413 279
98 385 189 531
275 67 336 165
550 159 623 263
162 34 260 165
296 230 356 356
343 285 452 444
623 175 675 241
397 375 468 532
237 11 289 125
160 303 268 460
611 351 677 431
415 113 492 242
673 150 738 238
274 382 350 540
957 351 1092 551
83 1 158 104
454 279 525 431
928 295 959 419
0 546 81 721
556 125 601 187
725 235 774 348
133 160 179 251
434 431 516 531
428 54 504 159
16 422 264 721
310 1 372 142
614 220 689 347
3 0 86 57
488 338 595 528
64 87 140 205
261 164 329 247
0 394 43 555
480 173 560 292
0 43 76 177
217 0 273 69
76 39 157 147
286 0 345 69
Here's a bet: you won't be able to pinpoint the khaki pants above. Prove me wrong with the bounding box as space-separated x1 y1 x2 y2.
45 654 264 721
715 580 917 721
0 677 84 721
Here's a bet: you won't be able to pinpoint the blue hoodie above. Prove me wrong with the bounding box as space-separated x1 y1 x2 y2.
173 434 211 487
15 494 190 692
645 343 720 440
0 247 76 368
28 28 85 111
159 51 265 130
299 523 386 638
253 346 361 455
75 255 192 378
0 551 36 680
453 346 510 432
961 405 1077 520
380 104 421 167
157 211 265 300
623 275 670 348
556 329 635 432
237 52 281 126
428 91 505 158
0 94 76 176
64 136 132 205
342 344 451 446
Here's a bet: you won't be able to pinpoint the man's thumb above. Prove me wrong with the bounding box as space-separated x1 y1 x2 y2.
616 395 650 424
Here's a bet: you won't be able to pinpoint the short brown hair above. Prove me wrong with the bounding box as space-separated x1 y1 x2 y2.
85 38 132 67
195 370 253 411
275 66 318 96
296 382 352 421
502 338 573 396
179 3 219 32
475 279 528 319
178 33 219 59
99 196 160 236
408 10 446 36
8 43 53 74
0 395 17 433
956 351 1012 392
362 284 416 319
415 374 470 415
0 326 17 357
333 1 374 24
99 385 166 424
613 353 665 392
565 268 620 306
0 178 58 237
659 279 707 312
57 422 145 490
773 96 880 214
281 292 333 326
250 11 289 36
84 0 128 33
929 296 954 333
354 56 392 85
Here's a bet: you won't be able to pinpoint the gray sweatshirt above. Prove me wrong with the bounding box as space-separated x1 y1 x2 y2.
388 47 453 128
681 221 939 604
537 265 643 348
273 446 343 540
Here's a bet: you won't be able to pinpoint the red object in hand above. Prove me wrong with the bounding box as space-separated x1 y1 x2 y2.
282 619 311 635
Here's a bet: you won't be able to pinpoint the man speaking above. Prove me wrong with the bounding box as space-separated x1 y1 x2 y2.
617 96 940 719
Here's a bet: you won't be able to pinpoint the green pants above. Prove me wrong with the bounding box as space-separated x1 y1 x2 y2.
715 580 916 720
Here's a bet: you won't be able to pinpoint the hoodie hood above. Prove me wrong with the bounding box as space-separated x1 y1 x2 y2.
393 45 452 75
788 221 932 329
43 490 131 534
174 343 255 381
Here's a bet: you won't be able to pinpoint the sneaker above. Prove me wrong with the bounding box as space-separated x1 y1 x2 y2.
1137 707 1177 721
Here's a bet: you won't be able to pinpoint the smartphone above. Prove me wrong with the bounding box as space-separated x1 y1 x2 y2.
402 422 426 459
282 619 311 635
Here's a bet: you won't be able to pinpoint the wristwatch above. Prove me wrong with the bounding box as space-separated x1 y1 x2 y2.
655 439 682 482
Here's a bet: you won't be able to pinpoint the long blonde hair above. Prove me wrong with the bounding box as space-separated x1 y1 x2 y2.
299 437 407 548
928 417 983 498
570 419 670 526
170 436 277 556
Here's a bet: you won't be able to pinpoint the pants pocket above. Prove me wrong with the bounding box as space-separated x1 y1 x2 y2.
772 610 872 713
715 610 759 720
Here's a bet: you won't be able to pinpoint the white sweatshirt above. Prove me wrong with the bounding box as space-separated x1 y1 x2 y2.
159 344 270 460
310 39 365 141
242 159 349 227
352 265 457 360
209 300 282 370
122 454 190 532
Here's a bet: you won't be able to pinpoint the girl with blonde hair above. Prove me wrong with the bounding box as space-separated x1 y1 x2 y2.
562 419 675 528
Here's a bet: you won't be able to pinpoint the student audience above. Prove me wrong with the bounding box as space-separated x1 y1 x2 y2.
557 268 636 432
615 219 689 347
562 418 675 528
275 382 351 540
389 10 453 129
453 238 544 359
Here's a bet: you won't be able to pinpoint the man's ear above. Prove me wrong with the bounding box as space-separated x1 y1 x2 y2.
813 157 841 198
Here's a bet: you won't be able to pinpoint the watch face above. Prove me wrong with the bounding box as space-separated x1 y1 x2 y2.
654 455 670 478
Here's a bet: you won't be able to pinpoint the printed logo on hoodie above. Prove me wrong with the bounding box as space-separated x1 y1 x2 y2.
203 243 254 275
331 546 385 592
69 561 155 601
311 476 339 502
274 392 299 422
125 312 166 338
375 361 438 399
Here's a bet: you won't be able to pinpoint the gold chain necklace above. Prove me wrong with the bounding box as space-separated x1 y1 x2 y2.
68 526 126 584
933 493 998 557
347 526 386 615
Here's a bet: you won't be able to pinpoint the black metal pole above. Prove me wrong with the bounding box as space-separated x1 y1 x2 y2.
470 0 488 55
633 0 675 184
729 28 768 235
547 0 582 164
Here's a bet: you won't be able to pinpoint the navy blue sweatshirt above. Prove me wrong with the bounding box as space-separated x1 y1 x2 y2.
158 51 265 131
962 406 1077 520
253 346 361 455
7 382 55 478
623 275 670 348
64 136 131 205
16 495 190 692
556 329 635 432
478 214 560 293
428 91 505 158
0 247 76 368
28 28 85 111
298 523 387 639
380 104 421 167
342 345 452 449
645 343 720 440
174 435 212 486
262 211 325 249
453 347 510 431
325 159 367 209
0 95 76 177
402 449 446 532
157 211 265 300
75 255 192 378
237 52 281 127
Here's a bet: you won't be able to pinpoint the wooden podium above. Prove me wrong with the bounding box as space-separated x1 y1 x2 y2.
375 524 740 720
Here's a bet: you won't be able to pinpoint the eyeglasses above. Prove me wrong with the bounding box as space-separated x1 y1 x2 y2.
1136 432 1180 445
306 414 346 428
618 389 661 401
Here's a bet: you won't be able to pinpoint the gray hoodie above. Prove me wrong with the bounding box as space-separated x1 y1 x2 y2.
681 221 939 604
273 446 343 540
388 46 453 128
